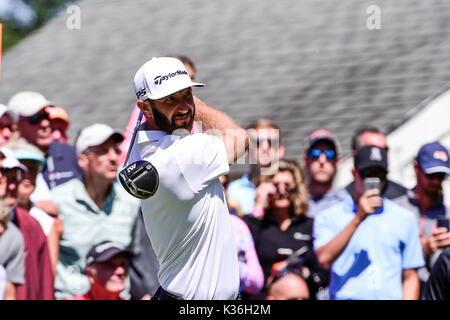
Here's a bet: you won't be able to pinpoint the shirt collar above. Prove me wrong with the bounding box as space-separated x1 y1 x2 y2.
136 129 191 146
72 178 116 213
136 130 168 145
408 187 446 218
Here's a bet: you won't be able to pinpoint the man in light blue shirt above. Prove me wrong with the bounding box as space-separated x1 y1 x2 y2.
52 124 140 299
314 146 424 299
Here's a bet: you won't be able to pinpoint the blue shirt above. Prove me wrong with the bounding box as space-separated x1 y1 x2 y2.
43 141 83 189
307 188 351 219
227 173 256 215
313 196 425 300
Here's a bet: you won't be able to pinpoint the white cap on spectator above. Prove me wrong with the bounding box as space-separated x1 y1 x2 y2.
0 104 19 123
133 57 204 101
1 157 28 172
0 147 14 159
7 91 53 117
75 123 124 156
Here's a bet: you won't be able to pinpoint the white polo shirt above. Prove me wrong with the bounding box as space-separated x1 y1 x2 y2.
130 130 239 300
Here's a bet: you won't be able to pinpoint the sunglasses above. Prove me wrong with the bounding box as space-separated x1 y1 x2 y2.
308 148 336 160
273 182 297 194
27 111 50 125
425 172 447 181
251 137 278 147
0 118 15 132
0 168 22 182
86 145 122 156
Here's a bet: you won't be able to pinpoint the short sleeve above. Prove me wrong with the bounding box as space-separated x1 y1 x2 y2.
313 210 338 250
401 213 425 270
174 133 229 193
3 227 25 285
30 173 52 202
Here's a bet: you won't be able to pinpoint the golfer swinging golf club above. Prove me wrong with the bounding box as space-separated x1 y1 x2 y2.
128 57 249 300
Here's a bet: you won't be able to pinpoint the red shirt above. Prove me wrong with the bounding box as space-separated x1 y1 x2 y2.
65 290 125 300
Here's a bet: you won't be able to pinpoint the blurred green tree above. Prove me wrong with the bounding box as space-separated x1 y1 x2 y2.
1 0 74 52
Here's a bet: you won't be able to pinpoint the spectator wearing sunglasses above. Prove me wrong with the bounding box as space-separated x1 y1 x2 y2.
47 106 70 143
0 156 55 300
0 197 25 300
0 104 19 147
244 159 328 299
302 129 349 219
314 145 424 300
7 91 82 219
50 124 140 299
6 139 64 277
394 142 450 296
227 119 285 216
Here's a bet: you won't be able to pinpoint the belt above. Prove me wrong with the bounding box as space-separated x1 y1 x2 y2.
151 286 183 300
151 286 240 300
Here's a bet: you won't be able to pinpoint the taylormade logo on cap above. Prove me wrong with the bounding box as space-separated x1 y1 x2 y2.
154 70 189 85
133 57 204 101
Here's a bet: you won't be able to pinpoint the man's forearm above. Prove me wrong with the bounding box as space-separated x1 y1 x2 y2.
402 269 420 300
194 96 248 163
4 281 16 300
316 216 362 269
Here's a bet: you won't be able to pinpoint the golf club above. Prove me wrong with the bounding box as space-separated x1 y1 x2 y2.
119 111 159 199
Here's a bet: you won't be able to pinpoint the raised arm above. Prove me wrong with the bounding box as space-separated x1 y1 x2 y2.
193 96 249 164
316 189 381 269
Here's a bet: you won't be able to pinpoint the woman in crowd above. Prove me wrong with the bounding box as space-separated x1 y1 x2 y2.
244 159 329 299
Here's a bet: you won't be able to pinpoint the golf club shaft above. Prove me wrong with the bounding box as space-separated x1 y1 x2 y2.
123 110 144 167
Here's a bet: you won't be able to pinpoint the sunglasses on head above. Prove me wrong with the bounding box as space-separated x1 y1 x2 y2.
27 110 50 125
308 148 336 160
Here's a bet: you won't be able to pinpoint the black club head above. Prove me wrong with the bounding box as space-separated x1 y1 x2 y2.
119 160 159 199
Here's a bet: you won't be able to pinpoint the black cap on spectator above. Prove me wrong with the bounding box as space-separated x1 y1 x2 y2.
86 240 129 266
355 146 388 172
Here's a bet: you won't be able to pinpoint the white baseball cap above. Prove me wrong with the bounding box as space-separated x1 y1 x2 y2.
7 91 53 117
0 104 19 123
1 157 28 172
133 57 204 101
75 123 124 156
0 147 14 159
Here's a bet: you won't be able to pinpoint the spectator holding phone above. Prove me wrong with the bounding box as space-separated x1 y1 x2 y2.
394 142 450 295
244 159 328 299
314 146 424 299
346 126 408 201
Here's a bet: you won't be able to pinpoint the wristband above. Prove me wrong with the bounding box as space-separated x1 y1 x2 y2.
251 207 265 218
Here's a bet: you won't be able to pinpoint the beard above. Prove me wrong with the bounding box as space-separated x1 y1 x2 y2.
150 104 195 133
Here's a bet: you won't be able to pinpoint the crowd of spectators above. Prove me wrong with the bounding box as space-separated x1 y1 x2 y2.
0 56 449 301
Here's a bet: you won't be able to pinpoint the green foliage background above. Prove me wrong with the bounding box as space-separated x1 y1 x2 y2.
1 0 74 52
